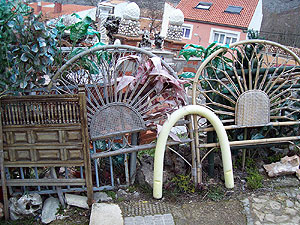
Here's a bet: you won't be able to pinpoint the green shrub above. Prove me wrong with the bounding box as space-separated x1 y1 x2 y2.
0 0 58 94
170 174 195 193
0 0 102 95
246 168 263 189
207 186 224 201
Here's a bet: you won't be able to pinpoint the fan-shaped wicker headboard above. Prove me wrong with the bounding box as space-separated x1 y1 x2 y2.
89 103 146 140
235 90 270 126
192 39 300 127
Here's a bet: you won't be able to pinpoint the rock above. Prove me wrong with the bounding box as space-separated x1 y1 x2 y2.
89 203 123 225
286 199 294 207
93 192 112 203
41 197 60 224
292 216 300 224
265 214 275 222
9 193 42 220
269 200 281 210
263 155 300 177
253 209 265 222
296 168 300 180
252 203 264 210
275 215 289 223
65 194 89 209
0 202 3 218
252 197 267 203
271 176 300 188
133 191 140 197
117 189 127 197
285 207 297 216
136 154 154 188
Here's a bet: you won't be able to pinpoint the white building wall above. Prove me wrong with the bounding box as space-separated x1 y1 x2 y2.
160 3 176 38
74 8 97 21
248 0 263 32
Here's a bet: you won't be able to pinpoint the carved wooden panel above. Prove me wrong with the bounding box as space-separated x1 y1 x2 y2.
0 93 93 205
2 126 84 166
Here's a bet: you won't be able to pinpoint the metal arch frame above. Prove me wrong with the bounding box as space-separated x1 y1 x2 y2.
191 39 300 104
48 44 178 90
46 44 196 189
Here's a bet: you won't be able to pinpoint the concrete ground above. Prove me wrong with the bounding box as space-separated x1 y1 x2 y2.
118 177 300 225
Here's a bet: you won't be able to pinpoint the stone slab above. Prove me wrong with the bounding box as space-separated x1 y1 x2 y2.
124 214 175 225
93 192 112 203
41 197 60 224
65 194 89 209
89 203 123 225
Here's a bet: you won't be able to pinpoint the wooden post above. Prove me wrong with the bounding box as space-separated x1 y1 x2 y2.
242 128 248 170
187 115 197 184
207 131 215 177
78 86 93 206
0 105 9 220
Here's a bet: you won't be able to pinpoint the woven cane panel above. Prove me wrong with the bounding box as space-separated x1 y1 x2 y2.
236 90 270 126
90 103 146 139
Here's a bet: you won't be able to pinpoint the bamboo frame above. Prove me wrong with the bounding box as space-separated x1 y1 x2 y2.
0 94 93 206
198 121 300 132
0 106 9 220
78 88 93 205
191 39 300 183
197 136 300 148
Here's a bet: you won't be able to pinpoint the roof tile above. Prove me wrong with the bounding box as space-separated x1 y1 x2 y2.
29 2 95 19
177 0 260 28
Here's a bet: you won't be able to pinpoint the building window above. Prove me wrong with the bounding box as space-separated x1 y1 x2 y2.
225 5 243 14
182 24 193 39
210 28 240 45
195 2 212 10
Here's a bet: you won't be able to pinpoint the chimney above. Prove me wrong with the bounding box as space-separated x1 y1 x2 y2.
54 1 62 13
37 1 42 13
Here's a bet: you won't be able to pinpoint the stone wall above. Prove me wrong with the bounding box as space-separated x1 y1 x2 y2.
118 19 140 37
166 24 183 41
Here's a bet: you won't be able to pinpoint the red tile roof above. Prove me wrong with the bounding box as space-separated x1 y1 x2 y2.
29 2 95 19
177 0 260 28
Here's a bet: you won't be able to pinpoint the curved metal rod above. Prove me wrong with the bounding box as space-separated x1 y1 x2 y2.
48 44 177 90
153 105 234 199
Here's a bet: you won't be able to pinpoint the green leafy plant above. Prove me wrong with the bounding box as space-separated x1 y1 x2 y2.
56 204 65 215
247 29 264 40
170 174 195 193
242 157 264 189
138 148 155 158
179 42 229 62
105 190 116 200
206 186 224 201
54 13 104 68
127 185 137 193
57 14 102 51
178 42 232 86
246 168 264 189
0 0 58 94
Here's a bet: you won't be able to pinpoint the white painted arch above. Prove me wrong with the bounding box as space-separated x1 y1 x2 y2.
153 105 234 199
